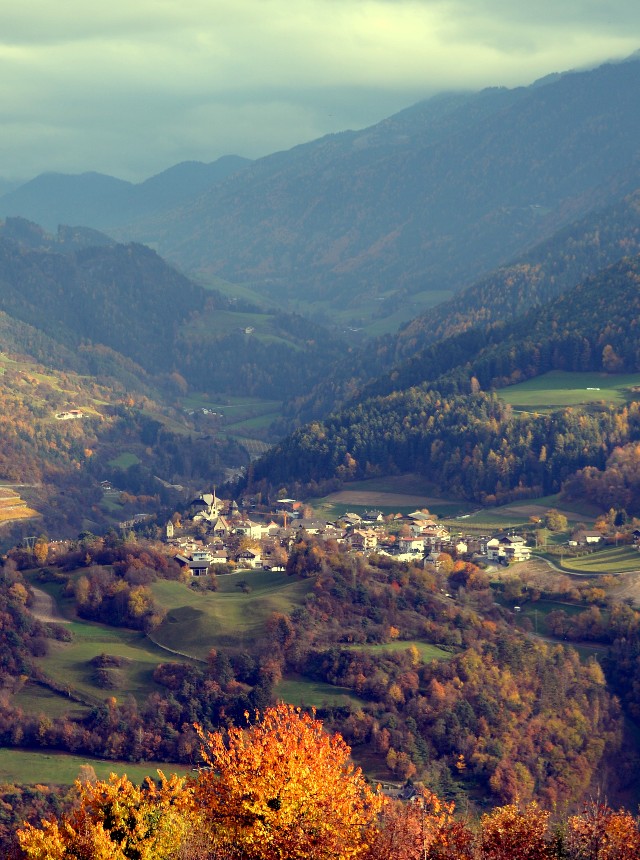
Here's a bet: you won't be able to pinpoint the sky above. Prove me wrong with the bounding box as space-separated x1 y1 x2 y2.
1 0 640 183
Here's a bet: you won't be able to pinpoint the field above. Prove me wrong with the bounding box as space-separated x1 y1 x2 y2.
275 676 365 708
0 748 190 785
550 546 640 575
36 621 174 706
192 273 455 337
346 641 452 661
151 570 313 659
108 451 140 470
312 475 477 519
499 370 640 412
448 493 600 532
0 486 40 524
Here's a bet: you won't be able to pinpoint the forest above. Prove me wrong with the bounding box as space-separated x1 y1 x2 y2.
8 703 640 860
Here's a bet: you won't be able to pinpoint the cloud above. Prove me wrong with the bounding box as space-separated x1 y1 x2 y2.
0 0 639 180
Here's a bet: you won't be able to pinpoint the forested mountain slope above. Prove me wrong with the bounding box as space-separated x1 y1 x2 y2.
278 184 640 428
251 255 640 504
0 219 350 401
124 58 640 315
0 156 251 233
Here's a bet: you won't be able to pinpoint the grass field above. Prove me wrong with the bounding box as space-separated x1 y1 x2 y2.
275 676 365 708
151 571 313 659
442 492 600 533
12 682 90 720
550 546 640 575
0 748 190 785
312 475 477 520
23 579 177 707
346 641 452 661
499 370 640 412
108 452 140 470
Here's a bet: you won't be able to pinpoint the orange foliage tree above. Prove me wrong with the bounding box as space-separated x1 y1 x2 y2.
566 799 640 860
364 789 474 860
194 703 383 860
479 801 552 859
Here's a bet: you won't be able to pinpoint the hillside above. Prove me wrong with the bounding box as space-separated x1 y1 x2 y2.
0 220 355 536
0 218 350 402
3 60 640 333
250 254 640 506
119 57 640 321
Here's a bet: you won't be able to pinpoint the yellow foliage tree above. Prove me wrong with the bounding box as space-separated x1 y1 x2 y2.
18 772 193 860
194 703 383 860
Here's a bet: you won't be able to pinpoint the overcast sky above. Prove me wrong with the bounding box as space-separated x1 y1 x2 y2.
1 0 639 182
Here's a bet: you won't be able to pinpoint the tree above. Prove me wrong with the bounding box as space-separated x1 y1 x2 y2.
365 790 474 860
34 538 49 566
194 703 383 860
544 509 569 532
18 772 193 860
566 799 640 860
480 801 552 860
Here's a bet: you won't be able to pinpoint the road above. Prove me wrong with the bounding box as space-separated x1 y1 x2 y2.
29 587 70 624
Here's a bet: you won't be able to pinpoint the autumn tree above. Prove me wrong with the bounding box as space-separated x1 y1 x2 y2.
18 772 193 860
479 801 552 860
566 799 640 860
194 703 383 860
365 789 474 860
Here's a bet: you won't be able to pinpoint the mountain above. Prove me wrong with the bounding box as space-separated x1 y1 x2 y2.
274 187 640 427
119 57 640 319
0 218 350 402
0 219 349 538
0 222 205 374
0 156 251 233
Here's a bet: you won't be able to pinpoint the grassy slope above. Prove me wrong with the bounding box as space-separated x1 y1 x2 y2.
551 546 640 574
499 370 640 412
151 571 314 659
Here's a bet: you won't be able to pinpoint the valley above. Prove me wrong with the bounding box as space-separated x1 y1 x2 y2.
4 52 640 853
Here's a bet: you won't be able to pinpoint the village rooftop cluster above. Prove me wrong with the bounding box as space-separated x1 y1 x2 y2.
160 491 535 577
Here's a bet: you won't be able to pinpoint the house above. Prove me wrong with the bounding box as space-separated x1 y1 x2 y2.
209 550 229 565
363 509 384 523
398 535 425 555
293 518 328 535
233 518 264 540
175 549 213 576
487 534 531 564
341 513 363 528
346 529 378 551
211 516 232 538
236 549 262 569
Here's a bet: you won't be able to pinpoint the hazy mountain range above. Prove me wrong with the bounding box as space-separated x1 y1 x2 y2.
3 56 640 331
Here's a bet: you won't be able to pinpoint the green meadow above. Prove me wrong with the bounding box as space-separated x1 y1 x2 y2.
346 641 452 661
275 676 365 708
499 370 640 412
151 570 313 659
0 748 189 786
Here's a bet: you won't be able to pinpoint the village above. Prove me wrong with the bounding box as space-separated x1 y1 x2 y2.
160 490 537 578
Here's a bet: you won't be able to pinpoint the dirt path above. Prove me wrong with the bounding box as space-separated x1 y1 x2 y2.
29 587 70 624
